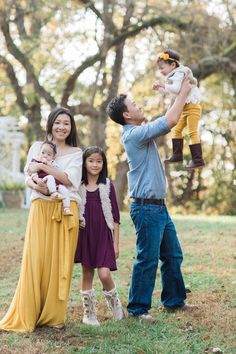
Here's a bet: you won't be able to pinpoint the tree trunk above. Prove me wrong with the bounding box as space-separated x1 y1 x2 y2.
26 102 44 143
113 160 129 210
181 170 195 202
88 113 107 149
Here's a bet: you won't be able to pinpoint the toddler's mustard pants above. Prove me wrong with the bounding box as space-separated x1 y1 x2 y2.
172 103 202 144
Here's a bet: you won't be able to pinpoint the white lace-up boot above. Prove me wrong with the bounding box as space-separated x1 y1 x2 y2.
80 289 100 326
103 287 125 320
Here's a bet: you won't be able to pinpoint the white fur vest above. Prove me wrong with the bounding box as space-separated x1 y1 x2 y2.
79 178 114 231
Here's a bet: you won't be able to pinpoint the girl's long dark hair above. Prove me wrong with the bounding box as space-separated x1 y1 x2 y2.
82 146 108 185
46 107 78 147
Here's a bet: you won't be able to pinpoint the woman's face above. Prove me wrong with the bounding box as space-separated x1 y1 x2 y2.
51 114 71 143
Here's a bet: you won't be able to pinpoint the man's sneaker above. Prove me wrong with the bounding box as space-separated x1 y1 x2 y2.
128 312 157 323
178 304 198 312
164 304 198 313
139 313 157 323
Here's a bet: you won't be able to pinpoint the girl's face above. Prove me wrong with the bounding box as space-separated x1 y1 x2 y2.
158 61 176 76
85 153 103 177
52 114 71 143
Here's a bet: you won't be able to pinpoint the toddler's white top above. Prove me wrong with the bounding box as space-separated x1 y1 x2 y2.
162 65 201 104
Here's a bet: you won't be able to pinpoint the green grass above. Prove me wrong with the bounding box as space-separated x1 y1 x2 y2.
0 209 236 353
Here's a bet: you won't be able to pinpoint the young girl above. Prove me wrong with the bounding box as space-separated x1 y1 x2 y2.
74 146 124 326
153 49 205 169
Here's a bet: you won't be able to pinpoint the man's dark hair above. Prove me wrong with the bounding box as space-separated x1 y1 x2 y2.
106 94 128 126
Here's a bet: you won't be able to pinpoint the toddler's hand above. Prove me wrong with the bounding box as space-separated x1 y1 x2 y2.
41 157 48 164
33 182 49 195
152 81 164 91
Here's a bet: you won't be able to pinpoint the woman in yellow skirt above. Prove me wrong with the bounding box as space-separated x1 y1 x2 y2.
0 107 82 332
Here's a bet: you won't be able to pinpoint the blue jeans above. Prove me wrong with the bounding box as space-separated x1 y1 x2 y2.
127 202 186 316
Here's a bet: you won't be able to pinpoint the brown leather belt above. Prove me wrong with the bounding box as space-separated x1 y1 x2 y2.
131 198 165 205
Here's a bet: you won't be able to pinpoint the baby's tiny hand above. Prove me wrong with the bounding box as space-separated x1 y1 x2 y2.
152 82 163 91
41 158 48 164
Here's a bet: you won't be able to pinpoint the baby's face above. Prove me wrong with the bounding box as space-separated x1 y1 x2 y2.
157 61 175 76
39 143 56 163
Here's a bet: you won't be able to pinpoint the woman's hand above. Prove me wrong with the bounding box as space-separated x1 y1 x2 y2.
27 177 49 195
32 176 44 186
27 162 43 176
33 182 49 195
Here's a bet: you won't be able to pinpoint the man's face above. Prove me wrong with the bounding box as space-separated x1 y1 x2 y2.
123 97 145 125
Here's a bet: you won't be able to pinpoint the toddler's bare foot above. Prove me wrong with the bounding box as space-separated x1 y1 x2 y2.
63 207 73 216
51 192 66 201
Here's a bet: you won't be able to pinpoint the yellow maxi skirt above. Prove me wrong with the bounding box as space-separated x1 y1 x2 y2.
0 199 79 333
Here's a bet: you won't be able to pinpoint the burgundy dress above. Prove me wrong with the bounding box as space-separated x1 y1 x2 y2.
74 182 120 271
31 158 62 185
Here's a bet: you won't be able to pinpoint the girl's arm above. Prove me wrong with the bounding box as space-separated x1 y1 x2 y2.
109 182 120 259
113 223 119 259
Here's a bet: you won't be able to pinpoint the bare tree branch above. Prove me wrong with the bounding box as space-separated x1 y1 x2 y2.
103 0 134 106
122 0 135 27
102 0 116 32
226 0 235 28
1 19 57 107
79 0 116 32
69 103 99 118
191 55 236 80
13 2 28 38
61 53 101 106
79 0 104 23
0 54 28 112
61 14 189 105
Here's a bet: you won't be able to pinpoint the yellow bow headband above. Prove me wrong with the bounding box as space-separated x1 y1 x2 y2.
158 52 177 62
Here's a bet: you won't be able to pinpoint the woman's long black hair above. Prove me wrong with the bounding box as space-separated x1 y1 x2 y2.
82 146 108 185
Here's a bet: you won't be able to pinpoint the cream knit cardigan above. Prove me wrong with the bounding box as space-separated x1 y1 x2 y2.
79 178 114 232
